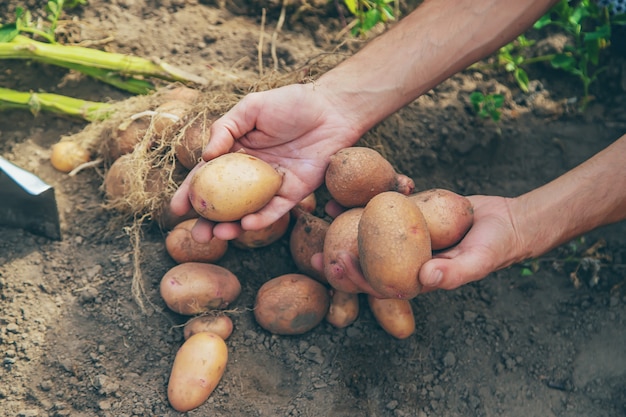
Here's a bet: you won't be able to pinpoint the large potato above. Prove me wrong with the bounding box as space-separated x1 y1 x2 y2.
289 211 330 283
254 273 330 335
167 332 228 412
323 208 364 294
160 263 241 315
325 147 415 208
367 296 415 339
408 188 474 250
358 192 431 299
189 152 283 222
165 218 228 264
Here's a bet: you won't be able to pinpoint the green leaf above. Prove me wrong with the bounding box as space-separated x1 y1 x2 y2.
533 14 553 29
344 0 357 16
520 268 534 277
514 68 530 92
492 94 505 108
0 24 19 42
362 8 381 32
551 53 576 70
583 24 610 41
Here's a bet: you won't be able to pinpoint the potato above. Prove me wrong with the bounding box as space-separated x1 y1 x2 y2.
189 152 283 222
103 154 168 201
160 262 241 315
152 100 191 137
254 273 330 335
183 314 234 340
50 140 91 173
161 85 200 104
289 211 330 283
291 192 317 218
165 219 228 263
325 147 415 208
323 208 364 294
358 191 431 299
408 188 474 250
325 290 360 329
107 117 150 161
167 332 228 412
232 212 291 249
367 296 415 339
175 116 212 170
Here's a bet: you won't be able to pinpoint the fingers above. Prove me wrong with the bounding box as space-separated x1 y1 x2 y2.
419 248 494 291
170 162 205 216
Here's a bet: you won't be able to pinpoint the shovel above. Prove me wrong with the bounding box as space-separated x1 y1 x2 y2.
0 156 61 240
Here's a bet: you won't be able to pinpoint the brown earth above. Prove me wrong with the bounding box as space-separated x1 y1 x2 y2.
1 1 626 416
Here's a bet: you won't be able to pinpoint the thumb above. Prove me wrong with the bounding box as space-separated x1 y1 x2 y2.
419 250 495 291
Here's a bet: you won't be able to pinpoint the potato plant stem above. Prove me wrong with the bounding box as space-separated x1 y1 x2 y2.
0 35 207 87
0 87 114 121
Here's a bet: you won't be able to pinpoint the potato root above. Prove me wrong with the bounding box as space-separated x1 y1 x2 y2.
325 290 360 329
165 219 228 263
232 212 291 249
408 188 474 250
367 296 415 339
183 314 234 341
358 192 431 299
254 273 330 335
189 152 283 222
325 147 415 208
289 211 330 283
167 332 228 412
160 262 241 315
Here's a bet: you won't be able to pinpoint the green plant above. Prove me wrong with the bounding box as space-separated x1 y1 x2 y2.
343 0 396 37
469 91 504 122
495 0 626 108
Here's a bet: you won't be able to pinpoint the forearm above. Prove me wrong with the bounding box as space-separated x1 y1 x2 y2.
318 0 558 137
512 134 626 261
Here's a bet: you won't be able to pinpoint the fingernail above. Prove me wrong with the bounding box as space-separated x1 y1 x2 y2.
425 269 443 287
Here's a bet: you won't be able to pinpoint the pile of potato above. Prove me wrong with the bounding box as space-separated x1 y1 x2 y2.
153 144 474 412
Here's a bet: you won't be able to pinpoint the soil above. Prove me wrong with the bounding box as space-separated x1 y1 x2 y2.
2 1 626 416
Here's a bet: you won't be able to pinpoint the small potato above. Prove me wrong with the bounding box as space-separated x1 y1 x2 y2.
152 100 191 137
106 117 150 161
291 192 317 218
103 154 169 202
323 208 364 294
254 273 330 335
183 314 234 340
408 188 474 250
160 85 200 104
189 152 283 222
367 296 415 339
167 332 228 412
50 140 91 173
165 219 228 263
175 116 213 170
289 211 330 283
358 192 431 299
325 147 415 208
160 262 241 315
232 212 291 249
325 290 360 329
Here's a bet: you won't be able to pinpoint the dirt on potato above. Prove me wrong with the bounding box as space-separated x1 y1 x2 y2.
1 1 626 417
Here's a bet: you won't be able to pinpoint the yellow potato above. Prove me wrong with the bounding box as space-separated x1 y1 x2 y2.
254 273 330 335
325 290 360 329
165 218 228 264
183 314 234 341
189 152 283 222
50 140 90 173
367 296 415 339
358 191 431 299
408 188 474 250
160 262 241 315
167 332 228 412
232 212 291 249
175 115 213 170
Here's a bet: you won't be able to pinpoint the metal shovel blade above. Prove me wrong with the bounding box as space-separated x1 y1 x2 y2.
0 156 61 240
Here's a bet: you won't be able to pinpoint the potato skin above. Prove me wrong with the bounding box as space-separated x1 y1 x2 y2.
367 296 415 339
325 147 415 208
160 263 241 315
167 332 228 412
183 315 234 341
232 212 291 249
323 208 364 294
325 290 360 328
254 274 330 335
408 189 474 250
50 140 90 173
166 219 228 263
189 152 283 222
358 191 431 299
289 212 330 283
175 115 212 170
